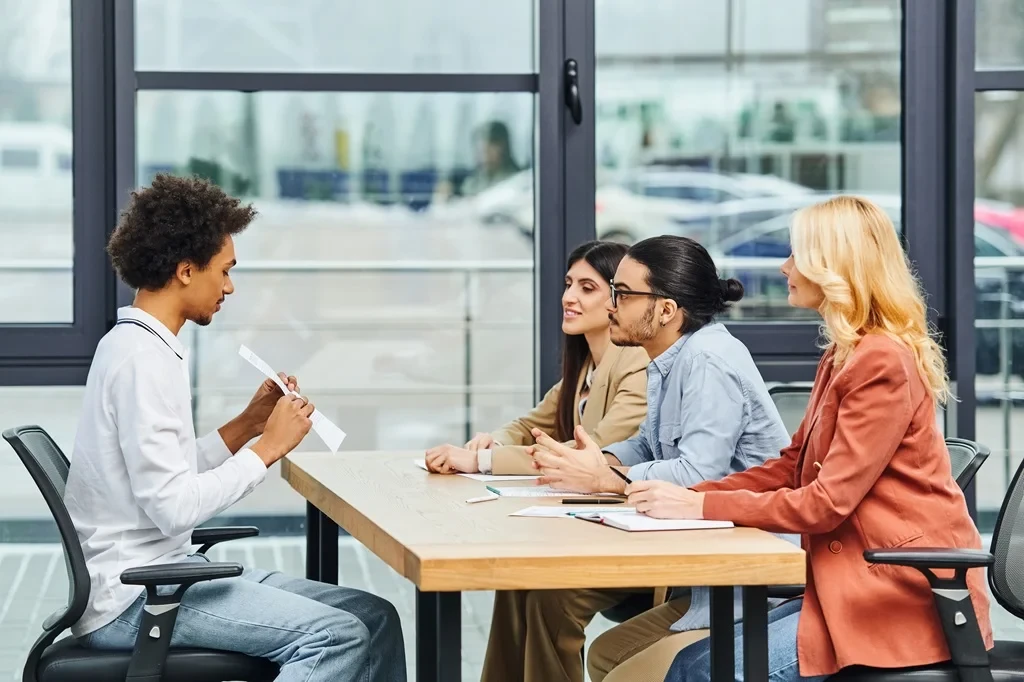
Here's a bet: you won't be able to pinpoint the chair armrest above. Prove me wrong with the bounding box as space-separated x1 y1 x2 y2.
191 525 259 553
120 561 243 587
864 547 993 681
765 585 805 600
864 548 994 571
119 561 244 680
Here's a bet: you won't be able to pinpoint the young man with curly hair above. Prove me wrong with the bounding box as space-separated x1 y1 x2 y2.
64 174 406 681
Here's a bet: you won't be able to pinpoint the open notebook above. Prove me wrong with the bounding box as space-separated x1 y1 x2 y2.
576 511 734 532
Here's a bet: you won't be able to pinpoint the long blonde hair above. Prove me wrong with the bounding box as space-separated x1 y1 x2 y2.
790 195 951 404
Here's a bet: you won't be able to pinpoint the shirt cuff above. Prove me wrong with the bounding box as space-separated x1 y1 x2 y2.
234 448 270 490
197 430 233 469
701 491 733 522
478 449 493 475
603 442 647 467
626 461 656 481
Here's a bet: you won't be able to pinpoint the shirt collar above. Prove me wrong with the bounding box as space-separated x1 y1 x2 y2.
116 306 186 359
650 331 694 378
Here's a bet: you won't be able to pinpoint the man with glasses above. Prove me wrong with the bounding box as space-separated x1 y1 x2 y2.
515 235 791 682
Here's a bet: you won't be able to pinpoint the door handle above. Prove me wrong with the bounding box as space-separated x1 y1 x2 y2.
564 59 582 125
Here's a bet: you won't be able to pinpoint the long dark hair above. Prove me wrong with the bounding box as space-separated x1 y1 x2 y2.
555 240 629 442
626 236 743 335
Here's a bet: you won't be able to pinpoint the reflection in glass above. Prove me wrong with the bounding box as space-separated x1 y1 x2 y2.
135 90 536 521
593 0 902 323
0 0 73 323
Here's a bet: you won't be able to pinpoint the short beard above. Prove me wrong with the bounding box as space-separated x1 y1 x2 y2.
612 301 657 347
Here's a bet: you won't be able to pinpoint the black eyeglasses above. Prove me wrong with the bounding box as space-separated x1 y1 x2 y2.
609 282 665 307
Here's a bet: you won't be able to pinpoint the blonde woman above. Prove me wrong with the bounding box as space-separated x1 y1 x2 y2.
590 195 993 682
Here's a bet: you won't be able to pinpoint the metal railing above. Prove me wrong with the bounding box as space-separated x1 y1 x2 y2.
4 255 1024 456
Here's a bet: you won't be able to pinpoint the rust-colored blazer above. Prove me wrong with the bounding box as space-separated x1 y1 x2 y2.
489 344 649 475
695 334 993 677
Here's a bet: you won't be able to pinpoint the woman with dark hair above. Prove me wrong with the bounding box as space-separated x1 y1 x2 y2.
425 240 648 682
426 239 647 477
525 235 792 682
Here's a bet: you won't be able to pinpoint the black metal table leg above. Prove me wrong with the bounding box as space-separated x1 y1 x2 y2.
318 510 338 585
305 502 320 581
710 586 735 682
742 587 769 682
416 590 461 682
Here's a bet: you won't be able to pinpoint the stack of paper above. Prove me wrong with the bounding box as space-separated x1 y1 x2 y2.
238 345 347 453
576 511 734 532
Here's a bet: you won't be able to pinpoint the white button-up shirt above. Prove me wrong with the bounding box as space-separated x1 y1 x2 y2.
64 306 268 636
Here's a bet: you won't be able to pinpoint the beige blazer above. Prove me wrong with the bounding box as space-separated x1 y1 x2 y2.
489 345 649 475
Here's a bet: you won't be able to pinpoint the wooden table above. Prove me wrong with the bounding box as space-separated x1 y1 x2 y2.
282 451 806 682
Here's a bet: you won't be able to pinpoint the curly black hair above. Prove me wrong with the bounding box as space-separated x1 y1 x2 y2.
107 174 257 290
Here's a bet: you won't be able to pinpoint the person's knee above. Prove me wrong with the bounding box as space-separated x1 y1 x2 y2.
324 613 373 658
354 592 403 641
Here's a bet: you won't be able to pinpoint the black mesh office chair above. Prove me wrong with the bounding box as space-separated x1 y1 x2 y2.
768 383 815 436
4 425 278 682
948 438 991 492
831 445 1024 682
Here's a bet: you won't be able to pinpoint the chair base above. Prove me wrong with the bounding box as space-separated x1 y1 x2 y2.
830 640 1024 682
37 637 278 682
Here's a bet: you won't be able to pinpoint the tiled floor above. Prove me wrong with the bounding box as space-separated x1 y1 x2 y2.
2 535 1021 681
0 536 615 681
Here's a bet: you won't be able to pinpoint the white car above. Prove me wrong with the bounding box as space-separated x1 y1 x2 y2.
451 167 813 245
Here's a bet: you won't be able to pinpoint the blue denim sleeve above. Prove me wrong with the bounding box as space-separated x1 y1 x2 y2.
602 417 653 466
628 355 745 486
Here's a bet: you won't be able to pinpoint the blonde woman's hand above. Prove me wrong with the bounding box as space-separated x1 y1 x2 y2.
626 480 705 519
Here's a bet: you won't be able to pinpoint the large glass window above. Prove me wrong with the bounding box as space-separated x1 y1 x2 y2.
977 0 1024 68
136 90 536 516
973 91 1024 536
0 0 73 323
134 0 535 73
593 0 901 322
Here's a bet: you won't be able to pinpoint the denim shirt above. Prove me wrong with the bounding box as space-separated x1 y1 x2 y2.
603 322 793 632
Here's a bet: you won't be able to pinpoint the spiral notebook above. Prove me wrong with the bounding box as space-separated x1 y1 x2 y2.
575 511 734 532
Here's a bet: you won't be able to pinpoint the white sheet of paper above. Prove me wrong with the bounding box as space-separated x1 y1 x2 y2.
413 458 541 482
510 505 636 518
238 344 346 453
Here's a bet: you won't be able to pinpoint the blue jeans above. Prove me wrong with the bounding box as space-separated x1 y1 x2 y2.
665 598 828 682
82 556 406 682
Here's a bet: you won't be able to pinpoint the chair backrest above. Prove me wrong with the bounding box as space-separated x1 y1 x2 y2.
3 425 90 639
767 383 813 436
989 452 1024 620
945 438 990 491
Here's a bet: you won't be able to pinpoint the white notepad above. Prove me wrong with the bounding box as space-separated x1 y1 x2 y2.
576 511 734 532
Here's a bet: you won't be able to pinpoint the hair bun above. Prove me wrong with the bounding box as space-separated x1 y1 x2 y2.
720 278 745 303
